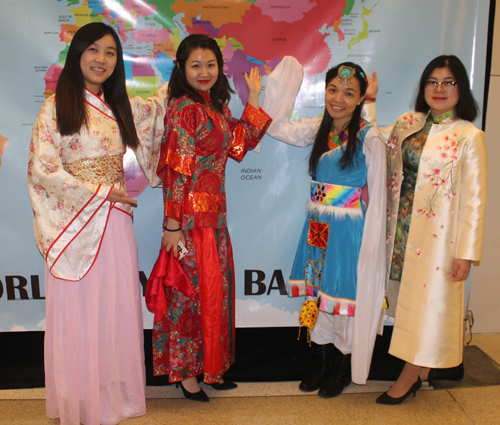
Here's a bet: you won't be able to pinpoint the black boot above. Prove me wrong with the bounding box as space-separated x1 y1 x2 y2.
318 350 351 398
299 343 333 392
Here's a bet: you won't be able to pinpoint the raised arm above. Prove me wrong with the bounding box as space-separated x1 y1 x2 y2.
361 71 399 142
257 56 321 152
129 82 169 187
225 68 272 160
244 67 262 110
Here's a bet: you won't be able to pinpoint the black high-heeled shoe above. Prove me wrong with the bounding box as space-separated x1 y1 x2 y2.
176 381 209 402
209 380 238 390
376 377 422 405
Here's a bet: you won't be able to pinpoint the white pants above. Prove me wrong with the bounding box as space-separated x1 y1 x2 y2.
310 311 354 355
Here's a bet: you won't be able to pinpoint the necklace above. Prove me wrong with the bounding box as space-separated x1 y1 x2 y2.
328 128 348 150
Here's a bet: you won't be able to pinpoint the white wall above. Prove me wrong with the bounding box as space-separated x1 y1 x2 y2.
468 4 500 334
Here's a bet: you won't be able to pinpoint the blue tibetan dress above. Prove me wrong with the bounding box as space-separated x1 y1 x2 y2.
287 127 371 317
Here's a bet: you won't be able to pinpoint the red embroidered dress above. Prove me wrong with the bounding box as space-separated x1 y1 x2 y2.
153 91 270 383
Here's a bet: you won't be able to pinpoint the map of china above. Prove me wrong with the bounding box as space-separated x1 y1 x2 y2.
46 0 375 196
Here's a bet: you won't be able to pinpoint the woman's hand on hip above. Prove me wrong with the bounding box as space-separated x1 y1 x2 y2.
107 188 137 207
452 258 472 282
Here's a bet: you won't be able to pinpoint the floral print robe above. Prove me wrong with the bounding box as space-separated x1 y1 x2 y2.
28 85 168 280
389 110 454 280
365 103 488 368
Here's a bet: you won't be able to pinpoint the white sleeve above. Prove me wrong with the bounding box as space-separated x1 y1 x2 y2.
456 130 488 261
256 56 320 152
361 102 396 142
351 127 387 385
129 82 169 187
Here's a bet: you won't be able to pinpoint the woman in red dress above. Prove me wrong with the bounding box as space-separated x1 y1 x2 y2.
150 34 271 401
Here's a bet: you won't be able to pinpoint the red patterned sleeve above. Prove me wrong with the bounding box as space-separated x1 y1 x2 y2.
226 103 272 161
158 98 200 226
161 167 188 225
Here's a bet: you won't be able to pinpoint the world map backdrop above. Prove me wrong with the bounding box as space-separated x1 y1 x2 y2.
0 0 490 330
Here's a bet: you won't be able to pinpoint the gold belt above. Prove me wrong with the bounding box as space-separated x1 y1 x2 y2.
64 154 124 185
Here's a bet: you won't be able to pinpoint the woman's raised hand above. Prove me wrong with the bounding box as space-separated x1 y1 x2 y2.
244 67 263 94
244 67 262 109
365 71 378 100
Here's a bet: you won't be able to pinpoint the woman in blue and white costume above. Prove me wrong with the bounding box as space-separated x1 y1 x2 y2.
261 57 387 397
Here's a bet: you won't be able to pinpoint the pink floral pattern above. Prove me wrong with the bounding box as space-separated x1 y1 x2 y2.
29 85 168 261
418 134 463 219
389 170 400 199
400 114 421 132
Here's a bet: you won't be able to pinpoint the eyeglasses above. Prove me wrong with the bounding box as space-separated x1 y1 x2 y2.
425 80 457 92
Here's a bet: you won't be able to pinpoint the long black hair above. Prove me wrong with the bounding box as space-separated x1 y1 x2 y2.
55 22 139 148
414 55 479 122
309 62 368 176
168 34 234 113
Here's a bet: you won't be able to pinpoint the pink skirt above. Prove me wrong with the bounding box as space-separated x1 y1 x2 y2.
44 208 146 425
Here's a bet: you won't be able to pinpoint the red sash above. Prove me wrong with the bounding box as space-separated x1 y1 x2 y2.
192 227 224 376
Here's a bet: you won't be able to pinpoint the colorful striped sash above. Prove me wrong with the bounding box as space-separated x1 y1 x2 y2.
310 180 361 208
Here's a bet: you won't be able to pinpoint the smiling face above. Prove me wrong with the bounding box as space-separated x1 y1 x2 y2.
325 76 364 131
424 67 460 117
184 48 219 92
80 34 117 94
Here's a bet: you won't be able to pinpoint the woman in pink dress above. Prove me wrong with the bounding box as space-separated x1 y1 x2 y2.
28 22 168 424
